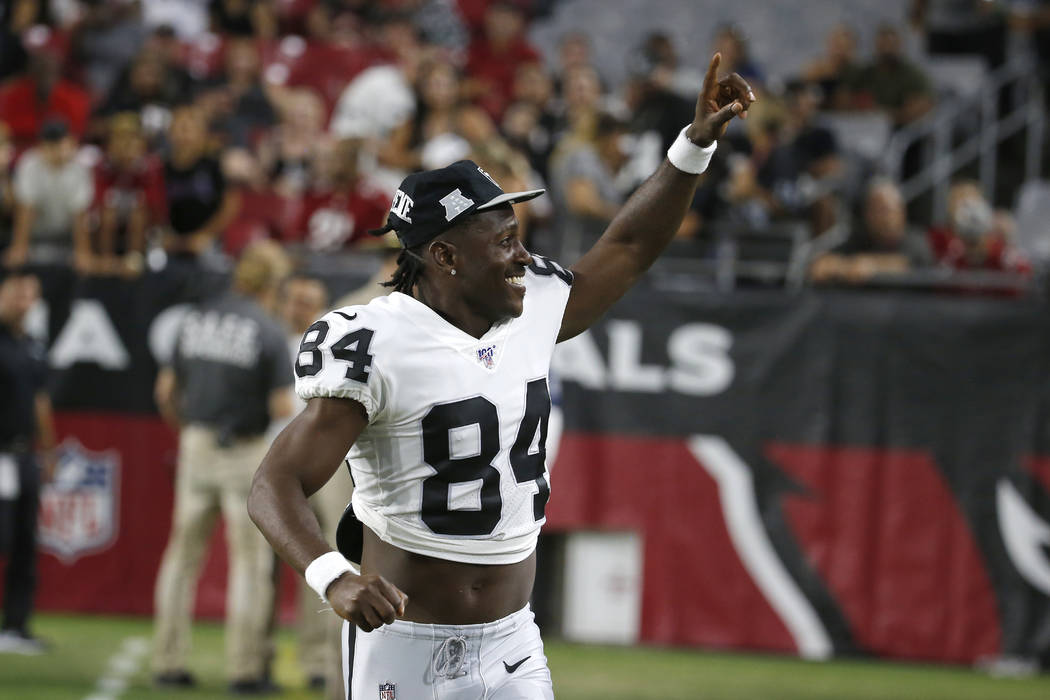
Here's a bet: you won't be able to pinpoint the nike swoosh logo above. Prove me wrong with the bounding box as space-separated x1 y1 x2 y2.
335 311 357 321
503 656 530 673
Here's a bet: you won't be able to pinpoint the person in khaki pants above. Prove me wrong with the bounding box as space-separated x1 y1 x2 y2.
273 273 348 694
276 263 395 698
152 241 293 694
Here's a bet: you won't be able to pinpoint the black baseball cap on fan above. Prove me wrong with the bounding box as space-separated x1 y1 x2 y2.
371 160 544 248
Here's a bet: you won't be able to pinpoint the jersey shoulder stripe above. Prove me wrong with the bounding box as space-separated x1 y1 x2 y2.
527 253 573 286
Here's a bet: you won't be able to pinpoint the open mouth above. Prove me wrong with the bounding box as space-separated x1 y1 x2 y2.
506 273 525 290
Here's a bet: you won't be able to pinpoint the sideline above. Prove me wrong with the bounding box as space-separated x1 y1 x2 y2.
83 636 149 700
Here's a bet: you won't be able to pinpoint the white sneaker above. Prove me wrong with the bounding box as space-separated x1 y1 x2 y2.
0 630 46 655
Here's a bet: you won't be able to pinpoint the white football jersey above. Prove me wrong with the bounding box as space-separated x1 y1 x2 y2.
295 255 574 564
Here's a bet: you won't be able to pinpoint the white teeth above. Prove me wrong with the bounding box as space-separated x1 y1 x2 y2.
507 276 524 286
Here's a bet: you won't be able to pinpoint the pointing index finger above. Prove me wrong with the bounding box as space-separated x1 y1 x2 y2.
703 52 721 94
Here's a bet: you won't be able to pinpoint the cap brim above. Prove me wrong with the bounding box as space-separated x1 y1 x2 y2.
476 189 545 211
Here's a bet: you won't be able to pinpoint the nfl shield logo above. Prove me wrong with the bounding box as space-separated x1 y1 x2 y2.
379 682 396 699
476 345 496 370
38 438 120 564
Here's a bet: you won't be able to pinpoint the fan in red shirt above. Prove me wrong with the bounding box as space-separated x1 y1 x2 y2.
464 1 540 120
92 113 165 276
0 27 89 149
289 138 389 251
927 181 1030 275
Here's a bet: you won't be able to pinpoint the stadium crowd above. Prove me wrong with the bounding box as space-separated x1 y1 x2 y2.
0 0 1046 293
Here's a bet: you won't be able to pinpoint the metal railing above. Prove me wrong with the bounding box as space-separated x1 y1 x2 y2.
882 60 1046 220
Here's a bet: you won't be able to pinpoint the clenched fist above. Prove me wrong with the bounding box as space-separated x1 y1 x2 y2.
327 572 409 632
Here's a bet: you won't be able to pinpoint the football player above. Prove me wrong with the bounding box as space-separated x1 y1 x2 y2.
249 53 753 698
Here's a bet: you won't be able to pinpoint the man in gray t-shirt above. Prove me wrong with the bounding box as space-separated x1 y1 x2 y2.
151 241 293 693
6 120 93 269
171 292 290 441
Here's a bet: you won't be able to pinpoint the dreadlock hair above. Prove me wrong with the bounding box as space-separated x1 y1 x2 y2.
382 244 427 295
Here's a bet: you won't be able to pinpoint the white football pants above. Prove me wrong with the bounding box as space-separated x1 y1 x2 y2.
341 604 554 699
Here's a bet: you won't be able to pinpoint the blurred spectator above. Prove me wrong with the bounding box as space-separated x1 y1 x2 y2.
757 81 847 236
624 32 697 183
553 30 593 90
414 59 465 151
0 28 91 148
0 269 55 656
550 112 629 258
810 179 932 284
329 61 418 189
220 147 287 255
0 0 53 83
6 120 94 272
911 0 1007 68
328 12 424 188
96 41 191 147
257 88 326 197
501 61 558 178
210 0 277 38
92 113 164 277
712 24 765 88
850 25 934 127
414 0 470 54
152 240 292 694
927 180 1030 273
70 0 148 100
291 137 388 251
628 31 705 103
465 0 540 120
198 38 278 148
304 0 370 43
800 24 861 111
559 63 605 147
162 104 241 259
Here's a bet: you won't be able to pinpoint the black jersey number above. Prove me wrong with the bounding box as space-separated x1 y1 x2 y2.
510 378 552 520
294 320 374 383
421 397 503 535
420 378 552 536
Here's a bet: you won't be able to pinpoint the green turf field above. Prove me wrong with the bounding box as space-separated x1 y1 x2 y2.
0 614 1047 699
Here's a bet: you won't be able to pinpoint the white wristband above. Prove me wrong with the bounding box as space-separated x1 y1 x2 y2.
305 551 359 603
667 126 717 174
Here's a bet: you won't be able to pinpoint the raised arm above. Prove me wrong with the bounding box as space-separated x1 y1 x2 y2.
558 53 754 341
248 396 408 631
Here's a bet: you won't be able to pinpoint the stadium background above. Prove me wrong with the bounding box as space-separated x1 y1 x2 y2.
3 0 1050 697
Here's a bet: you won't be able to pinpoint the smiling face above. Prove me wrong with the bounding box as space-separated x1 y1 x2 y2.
437 207 533 323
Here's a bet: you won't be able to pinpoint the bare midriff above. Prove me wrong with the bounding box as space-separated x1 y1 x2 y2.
361 527 536 625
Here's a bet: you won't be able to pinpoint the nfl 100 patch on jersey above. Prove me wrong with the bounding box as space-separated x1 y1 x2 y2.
295 255 573 565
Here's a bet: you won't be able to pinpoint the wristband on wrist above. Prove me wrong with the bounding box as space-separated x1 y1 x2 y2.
305 551 359 603
667 126 717 174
